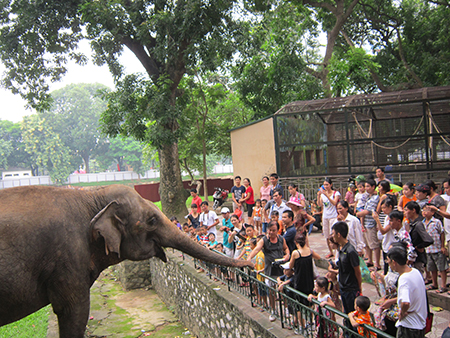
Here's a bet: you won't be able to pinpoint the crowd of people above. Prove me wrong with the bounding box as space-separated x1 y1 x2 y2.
175 169 450 338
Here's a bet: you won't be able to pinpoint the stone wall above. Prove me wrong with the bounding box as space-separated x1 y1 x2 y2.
148 251 288 338
116 260 152 291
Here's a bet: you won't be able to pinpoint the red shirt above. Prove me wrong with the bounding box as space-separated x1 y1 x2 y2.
192 196 202 213
245 186 255 204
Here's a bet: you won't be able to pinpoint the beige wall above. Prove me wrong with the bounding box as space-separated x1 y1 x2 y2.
230 118 276 199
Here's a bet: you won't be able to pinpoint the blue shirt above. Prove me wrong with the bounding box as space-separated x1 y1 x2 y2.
283 225 297 255
222 218 234 249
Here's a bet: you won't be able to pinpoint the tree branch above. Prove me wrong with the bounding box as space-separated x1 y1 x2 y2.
121 36 160 80
302 0 336 14
396 29 423 87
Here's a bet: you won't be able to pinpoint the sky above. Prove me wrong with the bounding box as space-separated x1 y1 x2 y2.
0 40 146 123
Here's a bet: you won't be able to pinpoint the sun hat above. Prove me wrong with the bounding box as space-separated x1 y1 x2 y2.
286 196 302 208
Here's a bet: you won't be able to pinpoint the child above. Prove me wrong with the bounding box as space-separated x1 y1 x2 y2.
348 296 376 338
237 225 256 260
252 199 262 234
170 216 182 230
261 199 269 234
308 277 336 337
182 222 190 234
207 232 218 250
423 203 448 293
277 262 295 319
254 235 267 310
270 210 284 235
197 226 209 246
355 181 369 225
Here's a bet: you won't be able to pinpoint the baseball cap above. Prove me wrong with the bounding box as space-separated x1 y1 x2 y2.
281 262 291 270
221 207 230 214
416 184 430 193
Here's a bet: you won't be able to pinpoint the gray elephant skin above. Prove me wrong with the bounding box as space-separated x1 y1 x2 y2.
0 185 251 337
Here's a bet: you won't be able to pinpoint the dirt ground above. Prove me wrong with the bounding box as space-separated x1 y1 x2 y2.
47 268 192 338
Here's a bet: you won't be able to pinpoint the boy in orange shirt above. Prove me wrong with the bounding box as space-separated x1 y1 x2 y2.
348 296 376 338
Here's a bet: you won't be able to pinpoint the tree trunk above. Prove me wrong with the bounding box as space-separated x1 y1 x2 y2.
159 141 189 221
82 154 90 173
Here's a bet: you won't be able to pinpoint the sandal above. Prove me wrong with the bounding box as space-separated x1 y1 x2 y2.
436 287 447 293
366 262 374 268
425 279 433 285
325 253 334 259
426 285 438 291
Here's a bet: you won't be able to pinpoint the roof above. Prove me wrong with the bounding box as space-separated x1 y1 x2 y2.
275 86 450 124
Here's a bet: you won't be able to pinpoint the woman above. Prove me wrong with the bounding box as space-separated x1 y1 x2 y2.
287 196 315 238
187 203 200 228
288 183 306 208
239 178 255 222
260 176 271 202
336 200 364 256
228 214 244 259
289 233 321 329
373 198 396 274
318 178 341 258
425 179 446 222
397 182 416 212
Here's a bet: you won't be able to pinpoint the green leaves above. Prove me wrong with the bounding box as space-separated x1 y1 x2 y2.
328 47 380 96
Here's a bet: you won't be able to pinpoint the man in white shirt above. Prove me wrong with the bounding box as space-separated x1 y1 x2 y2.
387 242 427 338
268 189 291 220
199 201 219 235
335 201 365 256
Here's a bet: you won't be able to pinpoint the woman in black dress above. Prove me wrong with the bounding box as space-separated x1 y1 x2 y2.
289 233 321 330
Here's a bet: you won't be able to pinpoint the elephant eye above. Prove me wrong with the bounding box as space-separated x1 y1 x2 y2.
147 217 156 225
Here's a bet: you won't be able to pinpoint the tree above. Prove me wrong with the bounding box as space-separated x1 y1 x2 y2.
44 83 110 173
0 0 242 219
22 115 73 184
94 136 145 175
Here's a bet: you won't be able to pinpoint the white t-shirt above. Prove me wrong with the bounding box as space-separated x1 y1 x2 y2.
199 210 219 235
381 218 396 253
396 268 427 330
322 191 341 219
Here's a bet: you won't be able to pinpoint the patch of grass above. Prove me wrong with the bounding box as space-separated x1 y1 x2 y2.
0 306 50 338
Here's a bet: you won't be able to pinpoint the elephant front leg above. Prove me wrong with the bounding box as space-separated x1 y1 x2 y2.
51 292 91 338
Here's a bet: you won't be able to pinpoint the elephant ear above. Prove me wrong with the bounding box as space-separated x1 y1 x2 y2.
90 201 123 258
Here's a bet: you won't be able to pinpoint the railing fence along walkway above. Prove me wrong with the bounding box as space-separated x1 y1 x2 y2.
187 249 393 338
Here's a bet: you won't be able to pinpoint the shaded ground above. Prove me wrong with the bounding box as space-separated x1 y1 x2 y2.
48 269 190 338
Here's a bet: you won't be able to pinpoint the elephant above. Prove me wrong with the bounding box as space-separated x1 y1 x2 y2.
0 184 252 337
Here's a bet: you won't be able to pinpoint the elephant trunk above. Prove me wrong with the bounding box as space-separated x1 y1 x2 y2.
158 221 253 269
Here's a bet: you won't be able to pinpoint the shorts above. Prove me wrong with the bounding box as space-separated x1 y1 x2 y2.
253 216 261 222
258 284 267 297
427 252 448 272
265 278 276 288
323 217 337 237
363 226 381 250
224 246 235 258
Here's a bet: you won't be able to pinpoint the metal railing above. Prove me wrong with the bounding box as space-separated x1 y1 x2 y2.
190 250 393 338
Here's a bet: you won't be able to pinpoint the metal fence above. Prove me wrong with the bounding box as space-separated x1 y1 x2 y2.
190 250 393 338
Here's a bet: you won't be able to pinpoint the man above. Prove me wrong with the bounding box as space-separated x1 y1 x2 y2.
248 220 290 322
440 179 450 253
375 166 391 183
282 210 297 255
231 176 246 214
190 188 202 213
268 189 291 221
404 201 434 275
336 201 365 256
386 242 427 338
332 221 362 336
219 207 234 258
269 173 284 199
356 179 381 270
199 201 219 236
